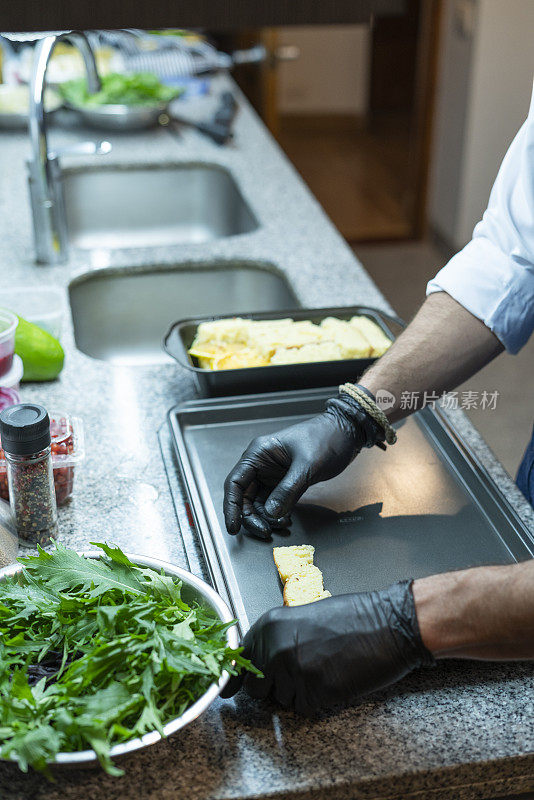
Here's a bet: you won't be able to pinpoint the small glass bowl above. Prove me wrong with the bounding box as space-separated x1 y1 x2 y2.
0 310 18 379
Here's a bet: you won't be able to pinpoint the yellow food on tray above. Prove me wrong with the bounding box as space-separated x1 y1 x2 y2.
273 544 315 583
194 317 256 346
350 315 393 357
273 544 331 606
212 350 268 370
283 566 332 607
320 317 372 359
188 342 247 370
270 342 343 365
188 315 391 371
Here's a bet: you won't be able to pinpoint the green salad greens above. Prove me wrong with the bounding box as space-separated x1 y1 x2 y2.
0 543 256 777
60 72 181 108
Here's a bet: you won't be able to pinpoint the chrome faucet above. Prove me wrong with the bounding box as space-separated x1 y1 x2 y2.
27 31 108 264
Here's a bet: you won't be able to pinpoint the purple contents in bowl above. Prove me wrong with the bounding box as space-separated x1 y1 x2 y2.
0 351 13 378
0 387 20 411
0 310 17 379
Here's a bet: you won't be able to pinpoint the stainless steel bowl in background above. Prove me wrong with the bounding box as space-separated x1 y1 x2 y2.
0 552 238 769
66 102 168 131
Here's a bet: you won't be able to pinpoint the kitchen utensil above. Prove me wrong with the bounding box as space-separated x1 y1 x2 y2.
214 91 237 127
167 92 237 145
165 113 233 145
65 93 236 143
167 387 534 634
0 553 237 768
163 305 402 397
89 30 268 79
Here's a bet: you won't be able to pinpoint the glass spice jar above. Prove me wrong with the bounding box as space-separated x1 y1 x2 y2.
0 404 58 546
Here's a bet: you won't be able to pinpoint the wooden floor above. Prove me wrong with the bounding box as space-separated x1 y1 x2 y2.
277 115 414 241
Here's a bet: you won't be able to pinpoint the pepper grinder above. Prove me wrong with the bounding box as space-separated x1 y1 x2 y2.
0 404 58 546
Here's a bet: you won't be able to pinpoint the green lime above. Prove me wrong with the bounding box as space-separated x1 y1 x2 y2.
14 315 64 381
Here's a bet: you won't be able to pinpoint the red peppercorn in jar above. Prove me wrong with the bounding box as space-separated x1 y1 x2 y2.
0 412 84 507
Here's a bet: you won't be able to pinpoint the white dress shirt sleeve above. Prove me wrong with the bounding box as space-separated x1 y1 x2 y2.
427 85 534 354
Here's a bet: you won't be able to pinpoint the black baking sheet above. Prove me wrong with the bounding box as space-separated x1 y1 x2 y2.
168 388 533 633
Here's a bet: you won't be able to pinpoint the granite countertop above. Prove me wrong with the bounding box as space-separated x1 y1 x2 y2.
0 74 533 800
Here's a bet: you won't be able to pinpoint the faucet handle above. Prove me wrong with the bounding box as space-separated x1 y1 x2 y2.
48 140 112 159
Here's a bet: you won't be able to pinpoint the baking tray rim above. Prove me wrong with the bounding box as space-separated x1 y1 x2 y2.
168 388 534 633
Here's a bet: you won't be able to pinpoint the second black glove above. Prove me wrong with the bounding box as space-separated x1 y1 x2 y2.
222 580 435 714
223 388 386 539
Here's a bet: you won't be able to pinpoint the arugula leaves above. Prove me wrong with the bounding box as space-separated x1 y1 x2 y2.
60 72 182 108
0 543 256 777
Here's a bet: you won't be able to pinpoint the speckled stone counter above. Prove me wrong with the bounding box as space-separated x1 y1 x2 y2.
0 75 533 799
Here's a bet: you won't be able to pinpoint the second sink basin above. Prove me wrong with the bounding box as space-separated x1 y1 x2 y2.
69 262 298 365
63 163 259 250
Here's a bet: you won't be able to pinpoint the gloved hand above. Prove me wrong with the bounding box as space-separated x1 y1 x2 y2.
223 389 385 539
221 580 434 715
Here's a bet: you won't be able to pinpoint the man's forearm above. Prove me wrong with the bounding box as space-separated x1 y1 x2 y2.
357 292 523 659
413 560 534 659
360 292 504 422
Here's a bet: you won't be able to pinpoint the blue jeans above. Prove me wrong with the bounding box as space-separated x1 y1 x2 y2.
516 425 534 506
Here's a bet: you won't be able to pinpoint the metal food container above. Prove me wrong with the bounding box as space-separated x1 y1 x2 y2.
163 305 404 397
0 552 238 769
65 102 168 131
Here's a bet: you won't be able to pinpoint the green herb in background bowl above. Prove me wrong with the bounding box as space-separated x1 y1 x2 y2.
0 543 258 777
60 72 182 108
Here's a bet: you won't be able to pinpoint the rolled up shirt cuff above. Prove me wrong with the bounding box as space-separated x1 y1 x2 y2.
427 237 534 354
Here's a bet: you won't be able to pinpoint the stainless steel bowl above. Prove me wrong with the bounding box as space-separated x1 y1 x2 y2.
0 551 238 768
66 102 168 131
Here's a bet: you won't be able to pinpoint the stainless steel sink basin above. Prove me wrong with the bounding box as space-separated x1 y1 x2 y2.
69 262 298 365
63 164 259 250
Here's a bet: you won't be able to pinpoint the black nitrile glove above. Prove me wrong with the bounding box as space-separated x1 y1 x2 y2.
221 580 434 715
223 388 385 539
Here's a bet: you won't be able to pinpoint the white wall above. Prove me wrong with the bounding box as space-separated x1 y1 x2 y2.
429 0 534 249
277 25 370 116
428 0 475 247
457 0 534 244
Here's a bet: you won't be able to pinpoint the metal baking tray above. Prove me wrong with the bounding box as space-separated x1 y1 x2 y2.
168 388 534 634
163 305 403 397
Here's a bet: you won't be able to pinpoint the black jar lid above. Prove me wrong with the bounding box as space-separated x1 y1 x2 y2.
0 404 51 456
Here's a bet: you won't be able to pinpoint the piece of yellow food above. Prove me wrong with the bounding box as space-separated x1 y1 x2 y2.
188 315 391 370
194 317 253 346
273 544 331 606
212 350 268 370
283 565 332 607
320 317 372 359
273 544 315 583
188 342 251 370
188 343 228 369
350 316 393 357
270 342 343 365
